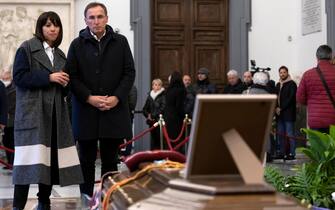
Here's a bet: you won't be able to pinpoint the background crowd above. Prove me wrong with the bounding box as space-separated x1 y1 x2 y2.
142 45 335 163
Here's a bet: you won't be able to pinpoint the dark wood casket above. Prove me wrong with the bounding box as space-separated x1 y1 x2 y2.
102 164 306 210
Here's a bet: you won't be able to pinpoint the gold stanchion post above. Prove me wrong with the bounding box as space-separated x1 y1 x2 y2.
159 114 164 150
184 114 191 153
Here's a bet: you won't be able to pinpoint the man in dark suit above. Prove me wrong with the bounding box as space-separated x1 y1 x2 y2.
66 2 135 198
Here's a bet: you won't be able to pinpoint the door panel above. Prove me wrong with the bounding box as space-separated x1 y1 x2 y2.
153 45 184 80
152 0 228 89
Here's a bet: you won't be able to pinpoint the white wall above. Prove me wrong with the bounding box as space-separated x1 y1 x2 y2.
74 0 134 53
249 0 327 83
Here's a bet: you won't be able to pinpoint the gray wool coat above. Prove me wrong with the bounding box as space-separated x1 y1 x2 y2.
12 37 83 186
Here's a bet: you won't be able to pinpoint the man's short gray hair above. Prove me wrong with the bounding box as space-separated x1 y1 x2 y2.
316 45 332 60
227 69 238 77
253 72 269 86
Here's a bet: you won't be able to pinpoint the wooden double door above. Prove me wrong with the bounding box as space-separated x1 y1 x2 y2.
151 0 229 89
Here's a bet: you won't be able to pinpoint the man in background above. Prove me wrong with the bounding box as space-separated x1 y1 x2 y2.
297 45 335 134
183 74 195 117
223 69 245 94
276 66 297 160
193 68 216 94
243 71 253 89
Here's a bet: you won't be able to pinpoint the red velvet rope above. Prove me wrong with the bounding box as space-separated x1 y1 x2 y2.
0 146 13 168
0 146 14 169
162 126 174 151
0 145 14 153
162 121 186 143
119 123 159 149
173 136 190 151
271 130 307 142
0 159 12 169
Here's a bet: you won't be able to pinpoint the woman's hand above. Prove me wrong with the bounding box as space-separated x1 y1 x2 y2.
49 71 69 87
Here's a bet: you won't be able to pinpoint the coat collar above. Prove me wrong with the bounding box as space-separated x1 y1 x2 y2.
28 37 65 72
318 60 332 68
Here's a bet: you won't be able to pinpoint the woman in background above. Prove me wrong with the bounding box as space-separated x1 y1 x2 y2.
164 71 186 153
143 79 166 150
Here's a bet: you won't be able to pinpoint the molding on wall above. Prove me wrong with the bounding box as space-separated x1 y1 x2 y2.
130 0 151 151
229 0 251 75
326 0 335 50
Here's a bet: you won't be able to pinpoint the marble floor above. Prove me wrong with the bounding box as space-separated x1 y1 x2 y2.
0 156 102 210
0 168 87 210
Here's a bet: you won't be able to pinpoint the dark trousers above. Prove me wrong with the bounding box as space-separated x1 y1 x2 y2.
78 138 122 196
311 127 329 134
277 120 296 156
3 126 14 165
13 106 59 209
120 119 134 156
13 184 52 209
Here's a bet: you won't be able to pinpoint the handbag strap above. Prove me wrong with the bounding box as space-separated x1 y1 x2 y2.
316 65 335 109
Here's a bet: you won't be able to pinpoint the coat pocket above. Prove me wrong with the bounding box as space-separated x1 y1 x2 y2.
14 118 38 131
15 98 39 130
14 118 39 146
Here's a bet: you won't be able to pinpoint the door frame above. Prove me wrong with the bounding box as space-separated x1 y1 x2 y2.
130 0 251 151
326 0 335 50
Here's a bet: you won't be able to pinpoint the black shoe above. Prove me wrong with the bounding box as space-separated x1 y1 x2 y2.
36 202 50 210
284 154 295 160
13 207 23 210
272 154 284 160
266 152 273 163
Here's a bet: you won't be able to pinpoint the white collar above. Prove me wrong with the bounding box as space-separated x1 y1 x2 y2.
90 30 106 41
43 41 55 66
150 88 165 100
43 41 54 51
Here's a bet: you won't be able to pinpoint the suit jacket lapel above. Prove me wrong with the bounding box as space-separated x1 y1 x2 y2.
29 38 53 72
33 50 53 71
53 49 66 71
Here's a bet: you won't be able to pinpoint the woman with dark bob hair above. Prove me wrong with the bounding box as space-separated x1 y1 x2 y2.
12 11 83 210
